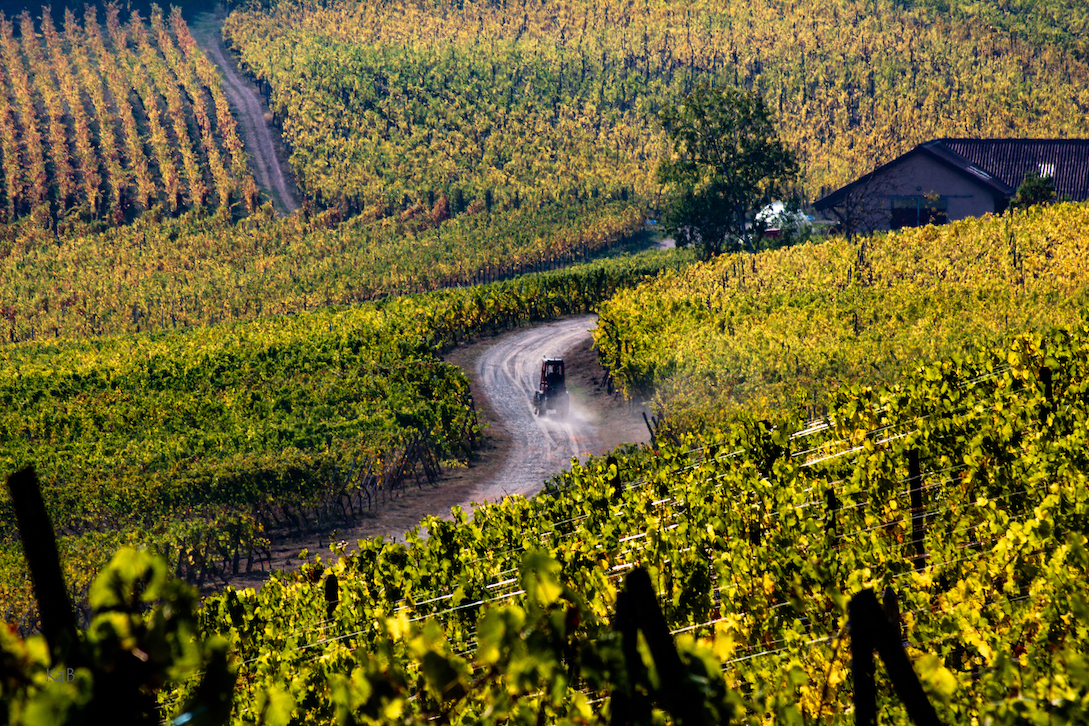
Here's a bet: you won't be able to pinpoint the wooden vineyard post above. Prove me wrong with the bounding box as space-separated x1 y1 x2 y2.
908 449 926 570
468 393 477 449
6 466 85 667
607 455 623 499
611 567 707 726
325 574 339 620
851 588 878 726
1040 366 1053 421
232 523 241 575
825 485 840 539
849 589 942 726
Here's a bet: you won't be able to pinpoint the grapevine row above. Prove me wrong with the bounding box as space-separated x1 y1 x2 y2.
43 11 104 220
0 198 657 343
0 14 48 213
81 5 157 213
0 249 685 624
222 0 1089 217
0 4 255 224
594 202 1089 426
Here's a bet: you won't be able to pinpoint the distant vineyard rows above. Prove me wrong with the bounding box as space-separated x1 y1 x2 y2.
223 0 1089 217
0 190 652 344
0 4 254 226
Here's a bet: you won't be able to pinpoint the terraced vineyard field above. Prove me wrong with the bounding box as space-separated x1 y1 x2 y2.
0 249 690 629
0 197 649 343
3 0 1089 721
7 296 1088 725
223 0 1089 215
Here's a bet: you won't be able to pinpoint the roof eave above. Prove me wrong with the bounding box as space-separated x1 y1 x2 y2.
814 142 1016 210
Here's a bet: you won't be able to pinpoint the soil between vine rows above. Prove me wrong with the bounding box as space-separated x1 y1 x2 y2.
219 315 652 592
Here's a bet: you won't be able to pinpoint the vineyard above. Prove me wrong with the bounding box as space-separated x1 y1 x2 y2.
222 0 1089 218
595 202 1089 425
0 5 253 226
0 248 690 631
0 3 665 348
3 0 1089 720
0 195 651 344
120 320 1084 722
5 0 1087 349
0 304 475 630
7 294 1089 723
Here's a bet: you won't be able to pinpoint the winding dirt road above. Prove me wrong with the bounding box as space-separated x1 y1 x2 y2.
469 316 603 502
223 316 650 589
189 11 300 214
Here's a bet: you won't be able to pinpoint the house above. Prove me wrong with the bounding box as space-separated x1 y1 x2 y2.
813 139 1089 235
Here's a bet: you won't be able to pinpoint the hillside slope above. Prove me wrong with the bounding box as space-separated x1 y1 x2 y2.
223 0 1089 213
0 249 689 627
595 203 1089 422
157 322 1089 724
0 5 253 225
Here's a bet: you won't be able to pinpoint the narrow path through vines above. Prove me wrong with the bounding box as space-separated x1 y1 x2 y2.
223 316 652 591
189 8 300 214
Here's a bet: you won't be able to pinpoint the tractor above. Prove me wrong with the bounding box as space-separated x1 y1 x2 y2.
532 358 568 418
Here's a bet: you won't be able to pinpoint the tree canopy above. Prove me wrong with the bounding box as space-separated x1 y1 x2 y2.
1010 170 1057 209
657 85 798 259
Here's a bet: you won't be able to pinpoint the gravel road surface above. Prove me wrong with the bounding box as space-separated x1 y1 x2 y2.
470 316 602 502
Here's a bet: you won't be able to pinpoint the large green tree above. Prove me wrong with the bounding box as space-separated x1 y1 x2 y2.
657 85 798 259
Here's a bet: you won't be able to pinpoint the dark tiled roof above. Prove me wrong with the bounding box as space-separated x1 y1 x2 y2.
917 140 1016 197
939 138 1089 202
814 138 1089 211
